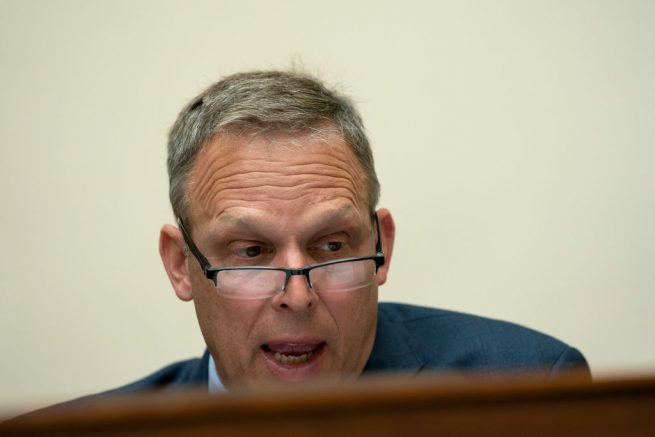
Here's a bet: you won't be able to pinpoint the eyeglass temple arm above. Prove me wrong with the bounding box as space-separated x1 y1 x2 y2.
177 218 212 276
373 212 384 256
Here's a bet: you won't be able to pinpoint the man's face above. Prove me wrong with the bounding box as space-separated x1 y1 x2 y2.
163 130 393 390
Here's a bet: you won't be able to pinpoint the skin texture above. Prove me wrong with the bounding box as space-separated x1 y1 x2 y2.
159 129 395 390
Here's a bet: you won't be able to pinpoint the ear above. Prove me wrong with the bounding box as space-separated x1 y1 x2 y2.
159 224 193 301
375 208 395 286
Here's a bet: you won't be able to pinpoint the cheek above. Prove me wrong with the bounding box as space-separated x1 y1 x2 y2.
190 279 230 352
190 275 263 361
325 287 378 369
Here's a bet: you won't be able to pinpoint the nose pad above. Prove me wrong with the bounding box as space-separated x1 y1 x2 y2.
275 273 317 310
281 271 313 292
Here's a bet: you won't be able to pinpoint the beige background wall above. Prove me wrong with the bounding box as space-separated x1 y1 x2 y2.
1 0 653 415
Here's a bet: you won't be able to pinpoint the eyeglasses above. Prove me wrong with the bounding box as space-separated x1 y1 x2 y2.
178 214 385 300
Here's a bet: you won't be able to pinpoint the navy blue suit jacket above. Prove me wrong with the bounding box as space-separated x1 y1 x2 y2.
95 302 589 397
13 302 588 421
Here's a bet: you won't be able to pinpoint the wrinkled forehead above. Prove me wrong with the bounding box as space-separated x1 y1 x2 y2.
185 128 370 225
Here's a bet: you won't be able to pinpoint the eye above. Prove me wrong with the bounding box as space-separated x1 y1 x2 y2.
321 241 343 252
236 245 268 258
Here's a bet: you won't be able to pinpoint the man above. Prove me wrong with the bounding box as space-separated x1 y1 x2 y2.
154 70 588 392
52 71 593 405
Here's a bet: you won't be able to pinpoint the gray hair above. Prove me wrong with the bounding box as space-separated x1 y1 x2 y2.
167 70 380 224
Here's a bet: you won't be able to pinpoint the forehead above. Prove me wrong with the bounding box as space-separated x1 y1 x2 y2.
186 129 369 226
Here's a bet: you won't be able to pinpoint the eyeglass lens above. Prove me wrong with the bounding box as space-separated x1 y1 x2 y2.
215 259 377 299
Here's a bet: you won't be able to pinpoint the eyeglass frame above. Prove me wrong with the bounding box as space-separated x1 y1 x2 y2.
177 213 385 294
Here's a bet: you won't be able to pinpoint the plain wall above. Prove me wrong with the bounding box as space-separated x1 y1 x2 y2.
1 0 653 415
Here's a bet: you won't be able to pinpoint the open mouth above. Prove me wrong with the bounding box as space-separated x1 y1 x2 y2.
262 342 326 366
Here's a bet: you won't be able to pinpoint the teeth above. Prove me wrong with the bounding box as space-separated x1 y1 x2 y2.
273 351 314 365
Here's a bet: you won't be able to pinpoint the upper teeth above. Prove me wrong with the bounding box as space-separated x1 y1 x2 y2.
274 351 313 365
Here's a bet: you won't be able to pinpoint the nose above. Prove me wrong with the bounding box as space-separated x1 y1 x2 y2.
271 273 318 312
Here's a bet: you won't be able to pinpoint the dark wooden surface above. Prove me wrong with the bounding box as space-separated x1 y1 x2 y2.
3 371 654 436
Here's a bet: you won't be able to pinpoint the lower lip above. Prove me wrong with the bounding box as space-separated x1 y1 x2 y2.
261 343 326 381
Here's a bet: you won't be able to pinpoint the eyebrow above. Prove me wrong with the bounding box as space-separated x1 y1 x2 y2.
209 205 365 235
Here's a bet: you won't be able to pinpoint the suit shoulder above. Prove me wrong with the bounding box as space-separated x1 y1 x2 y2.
103 355 207 395
16 354 208 419
377 302 588 374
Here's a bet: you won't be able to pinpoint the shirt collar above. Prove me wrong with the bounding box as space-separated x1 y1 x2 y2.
208 353 226 392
